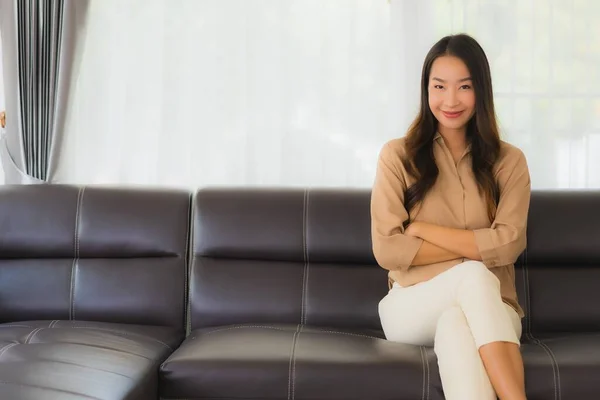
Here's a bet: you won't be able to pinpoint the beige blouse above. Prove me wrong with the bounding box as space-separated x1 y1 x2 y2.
371 133 531 317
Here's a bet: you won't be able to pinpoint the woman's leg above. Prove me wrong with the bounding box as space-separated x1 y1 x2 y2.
434 302 524 400
479 342 526 399
378 281 442 346
434 306 497 400
379 261 525 399
478 304 526 400
451 261 526 399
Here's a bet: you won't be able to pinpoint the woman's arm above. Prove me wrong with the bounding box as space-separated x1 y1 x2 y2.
411 239 463 265
371 142 461 270
405 147 531 268
371 143 424 271
406 222 481 261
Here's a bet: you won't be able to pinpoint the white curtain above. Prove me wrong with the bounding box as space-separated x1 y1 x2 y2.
0 30 5 184
55 0 600 189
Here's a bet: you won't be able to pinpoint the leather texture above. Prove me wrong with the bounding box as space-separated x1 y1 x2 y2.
0 320 181 400
2 185 600 399
189 188 387 332
525 191 600 334
0 185 191 328
161 187 600 400
0 184 190 400
160 324 434 400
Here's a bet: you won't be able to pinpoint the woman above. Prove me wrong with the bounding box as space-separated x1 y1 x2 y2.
371 33 530 400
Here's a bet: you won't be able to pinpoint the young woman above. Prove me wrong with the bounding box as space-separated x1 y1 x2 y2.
371 34 530 400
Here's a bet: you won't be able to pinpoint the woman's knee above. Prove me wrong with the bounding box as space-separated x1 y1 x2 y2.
434 307 466 341
453 260 500 288
433 306 471 355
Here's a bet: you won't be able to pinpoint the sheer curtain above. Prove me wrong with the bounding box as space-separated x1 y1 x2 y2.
55 0 600 189
0 31 5 184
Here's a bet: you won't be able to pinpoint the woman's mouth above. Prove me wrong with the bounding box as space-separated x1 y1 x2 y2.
442 110 464 119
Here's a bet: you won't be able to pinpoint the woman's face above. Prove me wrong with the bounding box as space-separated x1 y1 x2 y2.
427 55 476 135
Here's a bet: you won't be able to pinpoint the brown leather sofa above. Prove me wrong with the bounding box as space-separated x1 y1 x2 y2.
1 185 599 399
0 185 190 400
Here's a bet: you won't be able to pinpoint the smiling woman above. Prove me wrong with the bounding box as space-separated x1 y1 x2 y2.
372 33 530 400
429 57 475 134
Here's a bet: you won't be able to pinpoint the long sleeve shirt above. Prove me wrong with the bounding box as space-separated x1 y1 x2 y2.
371 133 531 317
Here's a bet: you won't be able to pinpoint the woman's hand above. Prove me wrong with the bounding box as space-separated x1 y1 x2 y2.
406 221 482 261
404 221 423 238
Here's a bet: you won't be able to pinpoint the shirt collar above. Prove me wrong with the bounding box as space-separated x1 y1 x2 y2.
434 131 472 154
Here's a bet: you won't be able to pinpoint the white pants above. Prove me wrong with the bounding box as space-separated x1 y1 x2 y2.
378 260 522 400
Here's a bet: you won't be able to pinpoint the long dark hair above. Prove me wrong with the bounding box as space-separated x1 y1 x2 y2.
402 33 500 223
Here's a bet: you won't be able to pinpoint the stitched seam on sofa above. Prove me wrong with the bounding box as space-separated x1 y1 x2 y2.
424 346 430 400
69 258 77 320
67 327 173 350
51 342 154 360
313 330 384 341
23 327 38 343
303 189 310 326
0 343 18 360
419 346 426 400
529 335 560 400
0 380 102 399
198 325 384 341
70 186 85 321
524 247 531 339
537 339 562 400
292 325 302 400
49 320 59 328
200 325 290 336
301 189 308 325
189 251 197 333
37 359 135 380
524 248 559 400
0 324 34 328
287 324 301 400
24 328 43 344
184 191 194 336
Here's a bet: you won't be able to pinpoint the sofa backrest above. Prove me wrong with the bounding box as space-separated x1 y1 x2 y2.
189 188 389 331
0 185 191 330
191 187 600 334
525 191 600 334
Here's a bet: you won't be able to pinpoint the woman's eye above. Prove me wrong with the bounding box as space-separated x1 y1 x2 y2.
434 85 444 89
460 85 472 90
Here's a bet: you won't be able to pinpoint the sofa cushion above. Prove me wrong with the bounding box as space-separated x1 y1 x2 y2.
159 323 600 400
525 191 600 334
523 333 600 399
159 323 434 400
0 320 182 400
190 189 391 333
0 185 191 329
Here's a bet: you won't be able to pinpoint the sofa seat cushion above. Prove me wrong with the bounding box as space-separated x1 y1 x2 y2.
521 333 600 399
160 323 437 400
0 320 183 400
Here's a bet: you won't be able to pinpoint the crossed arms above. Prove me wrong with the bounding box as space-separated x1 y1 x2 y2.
371 142 531 272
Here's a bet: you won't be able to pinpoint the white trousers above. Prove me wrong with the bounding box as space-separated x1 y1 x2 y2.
378 260 522 400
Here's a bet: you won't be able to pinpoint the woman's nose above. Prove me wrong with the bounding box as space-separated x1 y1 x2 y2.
443 91 460 108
